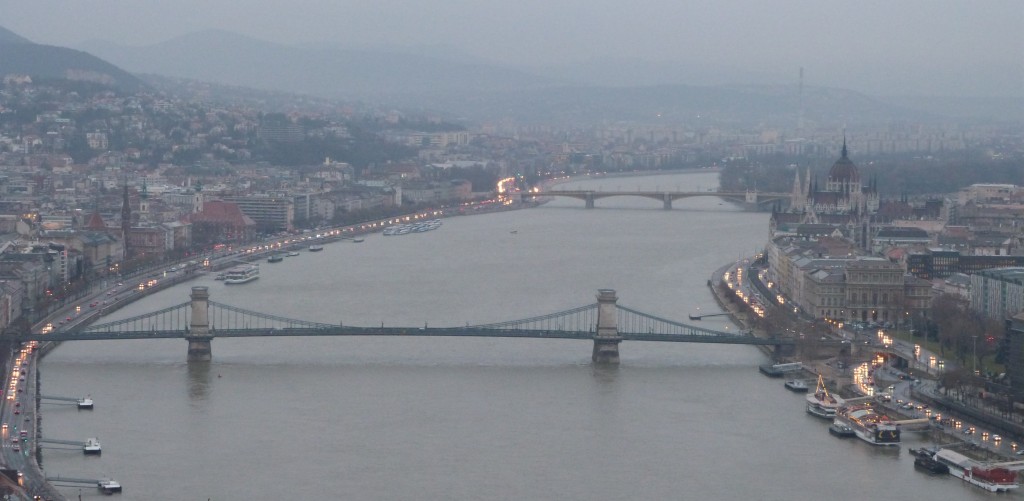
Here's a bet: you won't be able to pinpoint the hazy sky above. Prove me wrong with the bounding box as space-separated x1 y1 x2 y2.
3 0 1022 96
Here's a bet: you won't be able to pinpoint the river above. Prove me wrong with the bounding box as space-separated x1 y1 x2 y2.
39 171 995 500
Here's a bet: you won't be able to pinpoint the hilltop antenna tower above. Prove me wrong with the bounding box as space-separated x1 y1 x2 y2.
797 67 805 138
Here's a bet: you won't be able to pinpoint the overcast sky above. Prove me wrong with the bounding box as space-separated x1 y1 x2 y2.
3 0 1022 96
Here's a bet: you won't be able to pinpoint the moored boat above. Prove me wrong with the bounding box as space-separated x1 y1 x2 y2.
909 447 937 459
806 374 843 419
833 403 900 446
353 238 365 243
933 449 1019 492
308 244 324 252
828 423 855 438
267 254 284 263
914 455 949 475
785 379 809 392
286 251 300 257
83 437 101 455
98 479 121 493
224 264 260 284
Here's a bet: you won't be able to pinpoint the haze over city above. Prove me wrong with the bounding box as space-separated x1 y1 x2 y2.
2 1 1024 499
3 0 1022 97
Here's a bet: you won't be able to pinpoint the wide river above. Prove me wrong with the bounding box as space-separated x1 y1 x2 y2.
40 171 995 500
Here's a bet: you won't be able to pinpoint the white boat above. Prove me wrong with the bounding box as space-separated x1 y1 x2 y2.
805 374 843 419
308 244 324 252
352 238 365 243
98 479 122 494
78 397 94 410
83 437 101 455
224 264 260 284
286 251 300 257
832 404 900 446
933 449 1019 492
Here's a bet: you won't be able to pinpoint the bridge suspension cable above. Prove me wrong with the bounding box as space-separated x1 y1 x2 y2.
468 304 598 332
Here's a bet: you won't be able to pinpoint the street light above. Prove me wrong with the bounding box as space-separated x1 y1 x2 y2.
973 334 978 376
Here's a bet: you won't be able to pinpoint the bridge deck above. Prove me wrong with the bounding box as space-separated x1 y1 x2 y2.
27 326 798 345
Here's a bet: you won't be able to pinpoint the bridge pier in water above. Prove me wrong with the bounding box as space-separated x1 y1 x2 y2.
187 286 212 362
592 289 621 363
584 193 595 209
662 193 672 210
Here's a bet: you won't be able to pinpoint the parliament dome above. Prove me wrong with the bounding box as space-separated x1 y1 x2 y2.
828 141 859 183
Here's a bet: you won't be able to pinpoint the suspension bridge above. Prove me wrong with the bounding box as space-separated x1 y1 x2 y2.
18 287 806 363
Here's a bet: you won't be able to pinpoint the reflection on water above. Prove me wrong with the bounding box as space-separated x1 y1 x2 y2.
590 362 620 385
187 361 211 402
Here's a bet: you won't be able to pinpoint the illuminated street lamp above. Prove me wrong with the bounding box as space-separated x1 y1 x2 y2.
973 335 978 376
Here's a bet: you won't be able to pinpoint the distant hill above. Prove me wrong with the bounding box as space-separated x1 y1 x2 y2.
403 82 931 126
0 25 147 92
81 30 564 100
80 29 1001 125
0 25 32 44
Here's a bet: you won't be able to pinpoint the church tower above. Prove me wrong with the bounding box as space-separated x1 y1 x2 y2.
120 181 132 259
139 178 150 224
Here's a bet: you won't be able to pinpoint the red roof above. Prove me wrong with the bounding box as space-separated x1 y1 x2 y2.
184 200 255 227
83 210 106 230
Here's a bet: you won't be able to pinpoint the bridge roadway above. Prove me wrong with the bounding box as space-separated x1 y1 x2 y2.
21 326 798 346
527 189 791 209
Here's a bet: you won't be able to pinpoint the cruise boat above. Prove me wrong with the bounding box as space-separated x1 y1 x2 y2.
83 437 101 455
352 238 365 243
933 449 1019 492
308 244 324 252
806 375 843 419
286 251 300 257
267 254 284 263
224 264 260 284
832 404 900 446
97 479 122 494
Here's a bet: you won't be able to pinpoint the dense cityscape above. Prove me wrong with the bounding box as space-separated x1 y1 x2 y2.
0 3 1023 499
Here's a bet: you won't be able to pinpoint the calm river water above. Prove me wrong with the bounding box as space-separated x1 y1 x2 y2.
40 172 995 500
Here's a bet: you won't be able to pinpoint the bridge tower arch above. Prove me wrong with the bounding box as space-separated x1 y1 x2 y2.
745 190 757 204
187 286 212 362
592 289 621 363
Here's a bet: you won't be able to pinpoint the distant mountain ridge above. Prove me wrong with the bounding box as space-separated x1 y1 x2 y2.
0 26 147 91
0 26 32 44
80 30 566 100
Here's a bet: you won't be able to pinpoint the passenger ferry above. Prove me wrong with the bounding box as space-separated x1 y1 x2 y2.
224 264 260 284
832 403 900 446
933 449 1019 492
806 374 843 419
